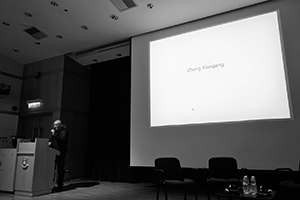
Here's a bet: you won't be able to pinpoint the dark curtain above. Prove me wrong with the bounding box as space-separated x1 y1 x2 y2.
87 57 131 182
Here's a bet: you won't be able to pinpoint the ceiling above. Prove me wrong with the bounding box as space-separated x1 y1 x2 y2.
0 0 269 66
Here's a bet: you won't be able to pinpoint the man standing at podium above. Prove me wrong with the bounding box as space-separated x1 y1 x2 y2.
48 119 68 192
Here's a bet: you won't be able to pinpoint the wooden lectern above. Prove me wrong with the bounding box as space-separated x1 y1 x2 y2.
14 138 60 197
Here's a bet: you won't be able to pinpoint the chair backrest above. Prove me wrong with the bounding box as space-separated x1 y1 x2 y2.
155 157 183 180
208 157 238 179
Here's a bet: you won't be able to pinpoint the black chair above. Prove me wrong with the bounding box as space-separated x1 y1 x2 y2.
276 161 300 200
154 157 198 200
206 157 243 200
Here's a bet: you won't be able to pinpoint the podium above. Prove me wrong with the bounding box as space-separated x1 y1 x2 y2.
0 148 17 192
14 138 59 196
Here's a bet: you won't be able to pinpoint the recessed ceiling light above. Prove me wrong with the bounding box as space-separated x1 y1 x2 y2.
110 14 119 20
81 25 88 30
24 12 32 17
2 22 10 26
51 1 59 7
147 3 154 9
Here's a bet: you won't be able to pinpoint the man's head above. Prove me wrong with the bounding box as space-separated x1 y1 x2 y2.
53 120 62 130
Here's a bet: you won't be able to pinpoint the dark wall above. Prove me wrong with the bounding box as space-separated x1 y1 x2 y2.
61 56 91 179
18 55 91 180
19 55 64 115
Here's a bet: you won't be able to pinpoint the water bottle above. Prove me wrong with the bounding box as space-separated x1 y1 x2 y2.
250 176 257 195
242 175 250 195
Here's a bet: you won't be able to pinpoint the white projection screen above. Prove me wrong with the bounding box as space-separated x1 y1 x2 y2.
150 11 290 127
131 0 300 170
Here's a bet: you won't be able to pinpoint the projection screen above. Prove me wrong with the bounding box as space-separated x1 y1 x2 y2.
149 11 289 127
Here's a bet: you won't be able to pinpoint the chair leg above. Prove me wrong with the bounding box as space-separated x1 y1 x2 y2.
156 185 160 200
195 185 198 200
164 185 168 200
207 182 210 200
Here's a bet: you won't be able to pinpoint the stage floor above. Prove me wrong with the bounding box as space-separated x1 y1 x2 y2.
0 180 206 200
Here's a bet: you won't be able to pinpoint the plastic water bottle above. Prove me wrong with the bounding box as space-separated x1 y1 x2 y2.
250 176 257 195
242 175 250 195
